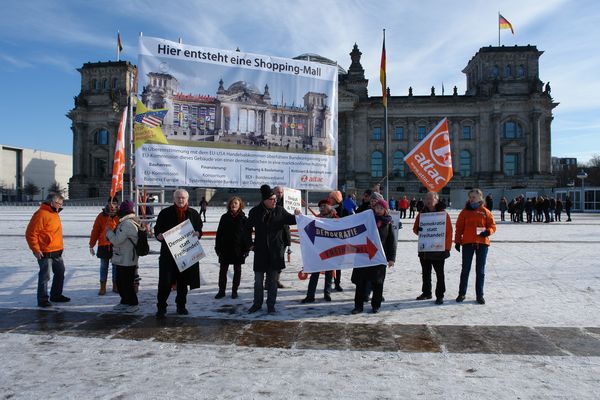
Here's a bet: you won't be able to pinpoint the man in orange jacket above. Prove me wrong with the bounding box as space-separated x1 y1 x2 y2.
26 193 70 307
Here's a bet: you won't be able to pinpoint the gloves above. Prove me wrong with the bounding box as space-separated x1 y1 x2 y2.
479 230 490 237
455 243 461 252
89 247 95 256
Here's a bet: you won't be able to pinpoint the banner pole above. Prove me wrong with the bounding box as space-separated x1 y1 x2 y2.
498 12 501 46
128 66 134 201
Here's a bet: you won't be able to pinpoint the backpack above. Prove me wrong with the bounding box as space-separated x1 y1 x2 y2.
129 229 150 257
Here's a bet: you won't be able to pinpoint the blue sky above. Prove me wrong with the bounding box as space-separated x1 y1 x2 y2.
1 0 598 163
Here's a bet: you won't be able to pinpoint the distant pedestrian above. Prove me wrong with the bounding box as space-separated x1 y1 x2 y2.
356 189 373 213
199 196 208 222
565 196 573 222
416 198 424 213
555 198 563 222
215 196 249 299
399 196 409 219
409 198 417 218
26 193 70 307
485 194 493 211
454 189 496 305
89 197 119 295
499 196 508 221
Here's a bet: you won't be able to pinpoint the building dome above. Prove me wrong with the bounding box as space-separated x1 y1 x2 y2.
227 81 260 94
293 53 346 75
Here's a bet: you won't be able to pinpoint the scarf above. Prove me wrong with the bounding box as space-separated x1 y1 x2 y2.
375 213 392 228
175 204 188 223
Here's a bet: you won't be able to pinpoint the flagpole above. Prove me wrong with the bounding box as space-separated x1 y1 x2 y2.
128 64 134 201
117 30 120 61
383 29 389 201
498 12 501 46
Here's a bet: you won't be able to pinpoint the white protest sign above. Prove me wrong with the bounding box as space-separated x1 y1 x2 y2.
283 188 302 214
417 212 446 252
296 212 388 273
162 219 205 272
390 210 401 242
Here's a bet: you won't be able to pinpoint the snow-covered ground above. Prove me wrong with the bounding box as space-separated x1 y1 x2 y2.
1 206 599 399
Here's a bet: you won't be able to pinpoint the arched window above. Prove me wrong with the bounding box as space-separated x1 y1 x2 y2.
92 79 99 90
459 150 471 177
112 78 118 89
503 121 523 139
371 151 383 177
517 65 526 78
492 65 499 78
102 78 108 89
95 129 109 145
505 65 512 78
392 151 406 177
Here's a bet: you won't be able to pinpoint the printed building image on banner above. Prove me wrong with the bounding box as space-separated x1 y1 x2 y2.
296 213 388 273
135 36 338 190
404 118 453 192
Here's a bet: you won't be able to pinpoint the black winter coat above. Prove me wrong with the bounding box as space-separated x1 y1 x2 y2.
244 203 296 272
153 205 203 289
351 216 397 285
215 211 249 265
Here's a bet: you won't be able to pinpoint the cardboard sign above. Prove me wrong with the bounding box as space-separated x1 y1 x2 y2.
417 212 446 252
283 188 302 214
162 219 205 271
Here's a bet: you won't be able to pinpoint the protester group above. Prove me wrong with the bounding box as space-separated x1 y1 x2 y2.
27 185 508 317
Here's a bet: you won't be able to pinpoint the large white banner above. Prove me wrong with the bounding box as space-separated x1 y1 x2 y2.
417 212 446 252
162 219 206 272
296 212 388 273
135 36 338 190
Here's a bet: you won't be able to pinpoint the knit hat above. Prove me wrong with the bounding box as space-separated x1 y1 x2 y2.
375 199 389 210
119 200 135 214
370 192 384 201
260 184 274 200
318 198 333 207
329 190 343 204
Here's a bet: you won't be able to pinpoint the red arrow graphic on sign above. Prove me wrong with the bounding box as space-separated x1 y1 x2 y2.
319 237 378 260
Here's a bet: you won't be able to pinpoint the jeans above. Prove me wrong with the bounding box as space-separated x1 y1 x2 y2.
37 256 65 303
306 271 332 298
253 270 279 308
115 265 138 306
99 258 117 283
459 244 489 298
419 258 446 299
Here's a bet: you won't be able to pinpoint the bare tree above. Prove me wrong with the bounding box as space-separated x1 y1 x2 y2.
24 181 40 201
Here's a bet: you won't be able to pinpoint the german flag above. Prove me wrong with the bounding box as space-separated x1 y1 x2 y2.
499 14 514 34
117 32 123 53
380 31 387 108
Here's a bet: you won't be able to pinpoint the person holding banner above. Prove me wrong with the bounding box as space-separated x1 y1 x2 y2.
454 189 496 305
215 196 249 299
245 185 300 314
89 197 119 295
329 190 348 292
351 199 397 314
413 192 452 305
301 199 338 303
154 189 203 318
105 200 144 312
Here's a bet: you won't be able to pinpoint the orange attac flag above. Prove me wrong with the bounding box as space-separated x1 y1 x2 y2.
380 30 387 108
110 109 128 198
499 14 514 34
404 118 453 192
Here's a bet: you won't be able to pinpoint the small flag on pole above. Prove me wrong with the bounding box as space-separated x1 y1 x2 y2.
117 32 123 52
380 30 387 108
499 14 514 34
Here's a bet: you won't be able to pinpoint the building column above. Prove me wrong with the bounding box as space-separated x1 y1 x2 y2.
531 111 541 174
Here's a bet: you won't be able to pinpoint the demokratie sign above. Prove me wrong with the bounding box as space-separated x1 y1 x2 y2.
135 36 338 190
296 212 388 273
162 219 205 272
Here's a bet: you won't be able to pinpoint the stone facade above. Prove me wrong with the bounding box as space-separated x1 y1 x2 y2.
68 61 136 199
337 44 557 203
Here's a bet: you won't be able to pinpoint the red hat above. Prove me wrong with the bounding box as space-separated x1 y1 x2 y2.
318 198 333 207
375 199 389 210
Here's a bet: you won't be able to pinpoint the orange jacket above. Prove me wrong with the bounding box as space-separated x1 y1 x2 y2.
454 205 496 246
89 209 119 248
26 203 64 254
413 210 453 251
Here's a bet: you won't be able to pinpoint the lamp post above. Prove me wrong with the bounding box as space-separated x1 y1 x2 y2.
576 171 588 212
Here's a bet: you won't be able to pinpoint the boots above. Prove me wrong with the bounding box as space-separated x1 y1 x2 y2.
98 281 107 295
112 280 119 293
